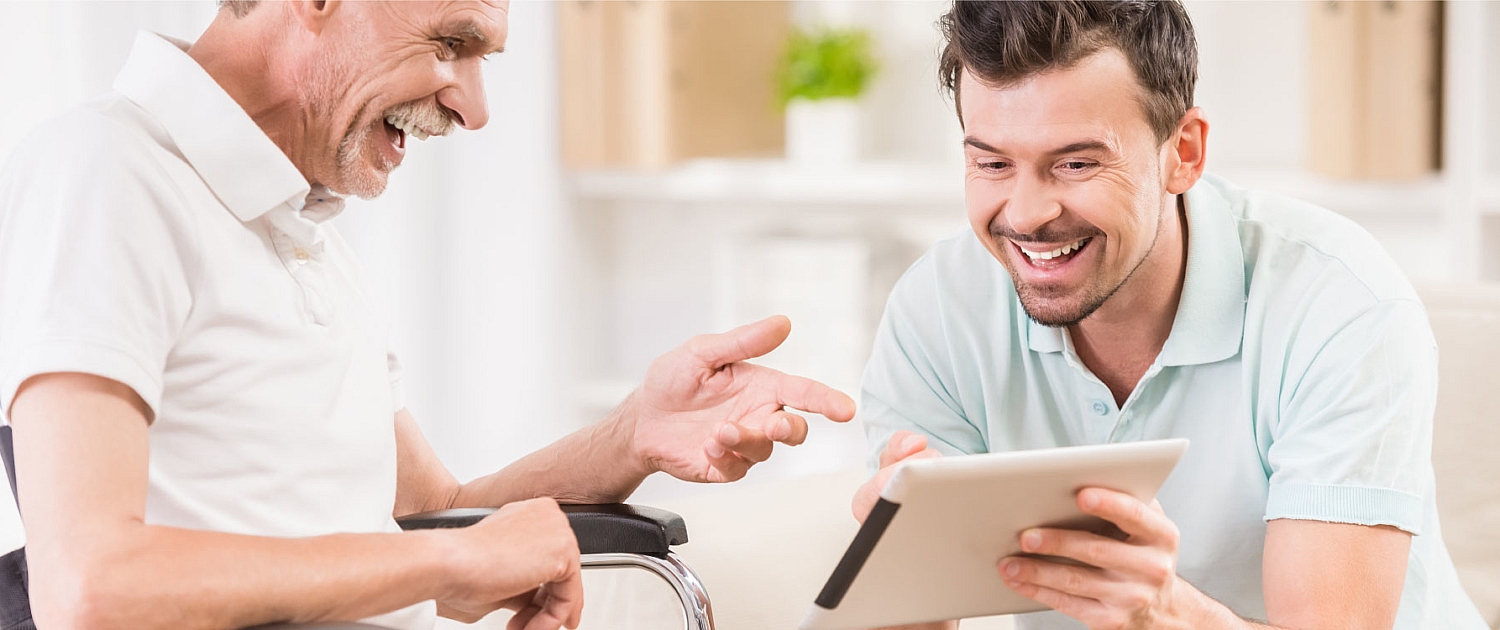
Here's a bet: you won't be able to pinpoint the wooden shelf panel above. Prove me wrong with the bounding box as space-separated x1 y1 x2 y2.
570 159 964 207
572 160 1448 218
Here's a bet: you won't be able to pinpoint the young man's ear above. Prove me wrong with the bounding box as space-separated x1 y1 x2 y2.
1164 107 1209 196
288 0 340 35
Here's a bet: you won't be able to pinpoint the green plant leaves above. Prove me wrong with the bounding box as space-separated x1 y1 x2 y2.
777 27 877 106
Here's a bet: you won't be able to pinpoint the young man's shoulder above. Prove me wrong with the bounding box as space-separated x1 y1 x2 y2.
1204 174 1419 307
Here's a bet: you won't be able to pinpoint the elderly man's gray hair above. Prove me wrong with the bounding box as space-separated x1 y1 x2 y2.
218 0 259 18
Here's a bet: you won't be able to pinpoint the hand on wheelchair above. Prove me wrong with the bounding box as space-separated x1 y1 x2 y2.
433 497 583 630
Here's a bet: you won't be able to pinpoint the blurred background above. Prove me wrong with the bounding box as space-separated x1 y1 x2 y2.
0 1 1497 628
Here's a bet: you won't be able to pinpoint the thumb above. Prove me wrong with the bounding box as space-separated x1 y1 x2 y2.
880 431 927 468
686 315 792 368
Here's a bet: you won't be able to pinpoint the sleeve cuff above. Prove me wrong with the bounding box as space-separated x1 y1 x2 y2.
1265 483 1425 535
1 338 164 419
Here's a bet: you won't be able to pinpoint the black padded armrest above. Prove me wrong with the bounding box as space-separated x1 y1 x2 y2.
397 503 689 557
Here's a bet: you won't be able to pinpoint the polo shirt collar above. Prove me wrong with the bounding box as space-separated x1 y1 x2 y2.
1024 175 1247 366
112 31 311 222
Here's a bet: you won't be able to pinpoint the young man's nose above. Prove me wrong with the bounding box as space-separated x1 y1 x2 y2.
1002 175 1064 237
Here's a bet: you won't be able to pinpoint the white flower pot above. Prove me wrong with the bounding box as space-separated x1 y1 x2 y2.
784 97 862 166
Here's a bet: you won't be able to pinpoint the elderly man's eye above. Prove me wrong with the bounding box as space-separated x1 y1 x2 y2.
440 37 463 54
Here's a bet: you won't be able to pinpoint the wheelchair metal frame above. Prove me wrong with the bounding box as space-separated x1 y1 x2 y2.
582 552 715 630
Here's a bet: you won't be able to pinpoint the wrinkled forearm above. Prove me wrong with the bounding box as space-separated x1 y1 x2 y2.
453 396 654 507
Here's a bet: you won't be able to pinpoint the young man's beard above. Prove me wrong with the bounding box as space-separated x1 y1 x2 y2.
1014 275 1120 328
1005 201 1168 328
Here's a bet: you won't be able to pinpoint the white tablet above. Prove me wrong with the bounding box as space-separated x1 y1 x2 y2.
800 438 1189 630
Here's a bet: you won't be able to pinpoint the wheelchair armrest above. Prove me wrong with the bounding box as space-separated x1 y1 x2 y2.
396 503 689 556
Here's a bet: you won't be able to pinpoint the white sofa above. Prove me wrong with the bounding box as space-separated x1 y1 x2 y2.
454 284 1500 630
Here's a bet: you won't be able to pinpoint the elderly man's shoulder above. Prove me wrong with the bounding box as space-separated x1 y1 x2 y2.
2 93 175 186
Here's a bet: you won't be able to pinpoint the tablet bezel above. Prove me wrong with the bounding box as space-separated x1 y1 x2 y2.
801 438 1190 630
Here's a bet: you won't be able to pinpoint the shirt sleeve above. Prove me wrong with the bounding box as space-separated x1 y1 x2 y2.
860 255 988 472
1264 299 1436 535
0 115 197 419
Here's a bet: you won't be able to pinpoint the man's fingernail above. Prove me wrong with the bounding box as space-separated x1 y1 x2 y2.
902 434 921 449
719 424 740 444
1021 530 1042 551
705 442 725 458
1002 559 1020 577
1080 490 1099 509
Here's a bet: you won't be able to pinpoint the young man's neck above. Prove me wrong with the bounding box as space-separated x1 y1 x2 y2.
1068 196 1189 406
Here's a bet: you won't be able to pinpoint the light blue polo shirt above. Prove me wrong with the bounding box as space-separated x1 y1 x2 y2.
861 173 1486 628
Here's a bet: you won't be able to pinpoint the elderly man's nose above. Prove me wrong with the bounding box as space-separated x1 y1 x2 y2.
439 64 490 130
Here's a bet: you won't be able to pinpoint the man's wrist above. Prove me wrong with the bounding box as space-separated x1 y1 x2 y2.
1174 575 1254 629
598 392 657 482
406 529 469 604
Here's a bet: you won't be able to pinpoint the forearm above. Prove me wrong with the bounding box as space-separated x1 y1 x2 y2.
454 399 653 507
31 523 456 629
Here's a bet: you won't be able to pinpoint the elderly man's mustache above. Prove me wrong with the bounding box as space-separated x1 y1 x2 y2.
382 100 455 140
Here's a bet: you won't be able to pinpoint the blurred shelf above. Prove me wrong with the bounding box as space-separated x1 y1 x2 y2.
1482 177 1500 213
570 158 965 207
1218 169 1449 217
572 162 1453 218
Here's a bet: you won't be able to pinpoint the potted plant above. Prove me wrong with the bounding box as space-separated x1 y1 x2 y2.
777 27 877 165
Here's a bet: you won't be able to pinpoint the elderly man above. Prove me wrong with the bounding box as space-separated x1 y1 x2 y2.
852 2 1484 630
0 1 854 629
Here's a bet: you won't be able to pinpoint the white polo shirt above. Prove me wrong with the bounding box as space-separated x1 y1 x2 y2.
0 32 435 628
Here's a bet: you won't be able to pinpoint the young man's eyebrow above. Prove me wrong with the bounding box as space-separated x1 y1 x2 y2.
963 136 1002 154
1047 140 1114 156
962 137 1115 156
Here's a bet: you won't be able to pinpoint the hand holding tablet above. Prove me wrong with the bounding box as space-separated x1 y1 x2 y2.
804 437 1190 629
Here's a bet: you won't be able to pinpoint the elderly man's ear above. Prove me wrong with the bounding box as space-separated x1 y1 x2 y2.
288 0 340 35
1164 107 1209 196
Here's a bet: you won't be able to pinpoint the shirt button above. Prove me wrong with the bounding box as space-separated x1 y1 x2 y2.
294 248 310 264
1091 401 1110 416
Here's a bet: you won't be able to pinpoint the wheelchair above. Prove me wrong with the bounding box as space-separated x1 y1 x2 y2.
0 426 715 630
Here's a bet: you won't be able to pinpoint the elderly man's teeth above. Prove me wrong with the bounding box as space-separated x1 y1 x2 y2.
384 115 429 141
1023 238 1087 261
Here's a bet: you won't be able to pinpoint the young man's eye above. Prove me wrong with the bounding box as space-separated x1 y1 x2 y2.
976 160 1010 172
1060 161 1095 172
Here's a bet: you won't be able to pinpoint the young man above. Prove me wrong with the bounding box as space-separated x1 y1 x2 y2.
852 2 1485 629
0 2 854 629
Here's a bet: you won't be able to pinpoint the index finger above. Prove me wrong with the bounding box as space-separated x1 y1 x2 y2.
527 569 584 630
1076 487 1176 545
769 370 856 422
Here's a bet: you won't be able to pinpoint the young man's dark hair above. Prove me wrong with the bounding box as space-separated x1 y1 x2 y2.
937 0 1199 143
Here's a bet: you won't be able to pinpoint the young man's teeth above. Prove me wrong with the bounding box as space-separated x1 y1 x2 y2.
1024 239 1087 261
